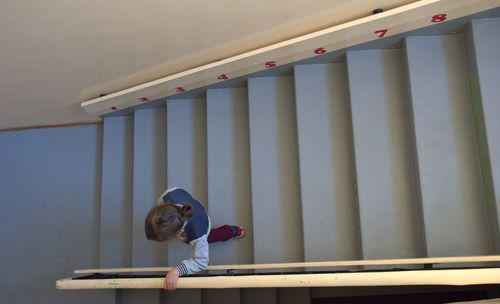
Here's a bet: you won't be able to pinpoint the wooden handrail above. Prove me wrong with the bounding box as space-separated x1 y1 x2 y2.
57 268 500 289
74 255 500 274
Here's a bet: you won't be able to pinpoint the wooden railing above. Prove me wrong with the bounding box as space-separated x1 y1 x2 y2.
57 255 500 289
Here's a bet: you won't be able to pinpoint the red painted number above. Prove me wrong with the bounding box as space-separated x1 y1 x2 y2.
431 14 447 23
139 97 150 102
374 29 388 38
217 74 229 80
175 87 185 93
265 61 277 68
314 47 326 55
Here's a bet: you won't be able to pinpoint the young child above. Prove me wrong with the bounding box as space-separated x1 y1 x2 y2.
145 187 244 290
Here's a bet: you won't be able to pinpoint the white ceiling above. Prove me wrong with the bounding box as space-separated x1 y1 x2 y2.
0 0 415 130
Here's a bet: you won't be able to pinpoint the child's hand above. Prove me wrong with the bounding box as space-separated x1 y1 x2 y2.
164 268 180 290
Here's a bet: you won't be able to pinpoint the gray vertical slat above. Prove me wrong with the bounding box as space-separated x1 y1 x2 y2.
206 88 253 267
404 35 491 257
278 288 310 304
294 64 360 262
100 116 133 268
100 116 133 304
204 88 254 304
248 76 304 268
127 108 167 304
165 98 206 304
241 289 277 304
132 108 168 265
165 290 201 304
165 98 207 267
202 289 240 304
346 50 421 260
465 18 500 253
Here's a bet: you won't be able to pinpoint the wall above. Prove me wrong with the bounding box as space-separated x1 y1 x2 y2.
0 124 107 303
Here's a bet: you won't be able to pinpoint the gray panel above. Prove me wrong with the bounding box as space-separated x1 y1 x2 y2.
0 125 106 303
247 77 304 266
241 289 277 304
294 64 361 262
123 291 160 304
132 108 168 266
346 50 421 259
166 98 207 266
100 116 133 268
164 290 201 304
278 288 310 304
166 98 207 304
404 35 491 256
206 88 253 267
130 108 167 303
205 88 252 304
202 289 240 304
465 18 500 253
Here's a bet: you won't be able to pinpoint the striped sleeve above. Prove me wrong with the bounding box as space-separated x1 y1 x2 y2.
175 263 189 276
175 236 209 276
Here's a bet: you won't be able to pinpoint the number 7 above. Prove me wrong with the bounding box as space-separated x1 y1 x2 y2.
374 29 388 38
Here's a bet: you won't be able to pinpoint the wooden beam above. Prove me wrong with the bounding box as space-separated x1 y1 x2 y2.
0 120 103 132
57 268 500 289
74 255 500 274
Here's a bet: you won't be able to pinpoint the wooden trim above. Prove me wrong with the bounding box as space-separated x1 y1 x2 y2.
74 255 500 274
57 268 500 289
81 0 500 116
0 120 103 132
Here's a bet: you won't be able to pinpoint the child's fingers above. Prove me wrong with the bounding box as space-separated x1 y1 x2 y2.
164 281 176 291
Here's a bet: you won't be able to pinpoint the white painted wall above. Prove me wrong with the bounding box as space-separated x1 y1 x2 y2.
0 0 415 129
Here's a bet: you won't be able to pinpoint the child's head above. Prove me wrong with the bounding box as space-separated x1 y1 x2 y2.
145 204 193 241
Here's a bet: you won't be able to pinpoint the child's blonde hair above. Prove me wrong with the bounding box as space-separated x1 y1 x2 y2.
145 204 193 241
